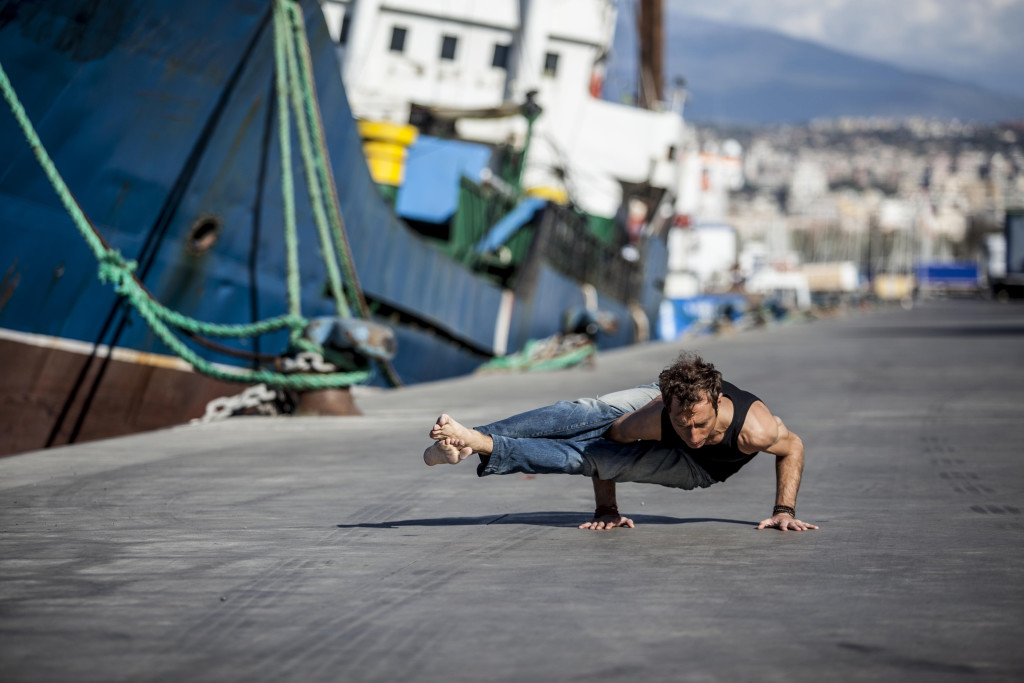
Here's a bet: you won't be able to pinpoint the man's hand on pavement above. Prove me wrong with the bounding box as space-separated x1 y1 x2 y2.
757 514 818 531
578 513 635 530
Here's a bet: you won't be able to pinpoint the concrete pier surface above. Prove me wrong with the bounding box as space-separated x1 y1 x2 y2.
2 299 1023 682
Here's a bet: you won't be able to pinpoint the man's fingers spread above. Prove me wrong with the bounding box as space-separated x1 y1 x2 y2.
624 518 635 528
756 517 817 531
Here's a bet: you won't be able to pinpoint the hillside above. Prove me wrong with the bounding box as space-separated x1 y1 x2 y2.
603 13 1024 124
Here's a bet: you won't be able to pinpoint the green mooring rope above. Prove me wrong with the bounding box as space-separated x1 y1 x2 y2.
0 0 372 389
271 0 304 346
281 1 403 388
277 0 351 320
285 1 365 319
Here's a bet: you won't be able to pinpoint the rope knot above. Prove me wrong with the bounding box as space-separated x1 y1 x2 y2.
97 250 138 291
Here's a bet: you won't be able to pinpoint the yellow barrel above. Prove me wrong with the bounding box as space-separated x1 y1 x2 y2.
362 141 406 161
357 120 418 146
362 141 406 186
358 120 419 186
524 185 569 205
873 274 916 300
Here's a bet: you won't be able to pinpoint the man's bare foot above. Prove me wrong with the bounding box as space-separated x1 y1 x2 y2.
423 437 473 466
428 414 492 455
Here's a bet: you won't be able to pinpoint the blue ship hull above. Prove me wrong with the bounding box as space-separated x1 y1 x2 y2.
0 0 667 453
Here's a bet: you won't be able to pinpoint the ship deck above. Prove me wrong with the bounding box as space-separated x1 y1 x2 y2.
2 299 1023 682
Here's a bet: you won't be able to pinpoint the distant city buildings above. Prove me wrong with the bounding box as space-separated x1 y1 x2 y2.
713 118 1024 272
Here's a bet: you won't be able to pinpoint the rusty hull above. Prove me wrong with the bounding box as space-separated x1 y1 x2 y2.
0 338 242 457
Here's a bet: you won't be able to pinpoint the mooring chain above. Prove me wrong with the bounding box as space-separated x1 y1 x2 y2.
192 384 280 423
279 351 337 374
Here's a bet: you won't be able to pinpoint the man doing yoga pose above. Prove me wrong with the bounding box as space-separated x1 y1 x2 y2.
424 353 817 531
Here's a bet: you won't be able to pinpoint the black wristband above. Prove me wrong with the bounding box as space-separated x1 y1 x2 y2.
594 505 619 518
773 505 796 517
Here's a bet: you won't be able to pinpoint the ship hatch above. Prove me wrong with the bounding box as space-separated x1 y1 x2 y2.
186 215 222 255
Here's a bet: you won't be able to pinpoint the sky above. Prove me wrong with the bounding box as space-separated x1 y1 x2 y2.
663 0 1024 97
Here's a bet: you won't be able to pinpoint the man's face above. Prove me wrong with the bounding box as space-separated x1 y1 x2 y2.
668 395 717 449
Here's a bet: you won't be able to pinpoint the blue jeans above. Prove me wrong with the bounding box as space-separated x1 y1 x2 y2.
475 383 717 490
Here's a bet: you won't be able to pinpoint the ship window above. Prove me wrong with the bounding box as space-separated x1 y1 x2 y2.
543 52 559 76
440 34 458 60
492 43 509 69
339 14 351 45
390 26 407 53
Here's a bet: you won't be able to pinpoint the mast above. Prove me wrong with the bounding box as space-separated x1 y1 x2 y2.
637 0 664 109
507 0 548 104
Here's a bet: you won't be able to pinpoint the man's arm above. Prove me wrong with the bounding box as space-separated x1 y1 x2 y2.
578 478 635 530
578 399 663 530
603 396 663 442
740 404 818 531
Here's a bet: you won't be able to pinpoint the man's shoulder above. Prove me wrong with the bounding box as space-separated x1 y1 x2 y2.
736 401 778 453
722 380 760 403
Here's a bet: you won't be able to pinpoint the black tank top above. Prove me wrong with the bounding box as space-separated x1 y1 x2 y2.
660 380 762 482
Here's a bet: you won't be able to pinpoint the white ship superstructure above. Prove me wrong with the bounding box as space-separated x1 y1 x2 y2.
320 0 696 222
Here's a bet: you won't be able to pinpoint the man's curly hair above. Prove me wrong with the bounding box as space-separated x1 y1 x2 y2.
658 353 722 414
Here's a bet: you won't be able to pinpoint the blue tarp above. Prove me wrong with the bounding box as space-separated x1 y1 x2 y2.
475 197 546 253
395 136 492 224
914 262 979 286
657 294 749 341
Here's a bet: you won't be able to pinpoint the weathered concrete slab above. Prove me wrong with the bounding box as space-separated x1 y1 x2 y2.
2 299 1023 682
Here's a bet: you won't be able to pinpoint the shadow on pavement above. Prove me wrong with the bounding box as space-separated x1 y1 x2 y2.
337 512 754 529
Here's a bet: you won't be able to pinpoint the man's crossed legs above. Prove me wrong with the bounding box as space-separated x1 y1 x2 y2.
423 383 715 490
